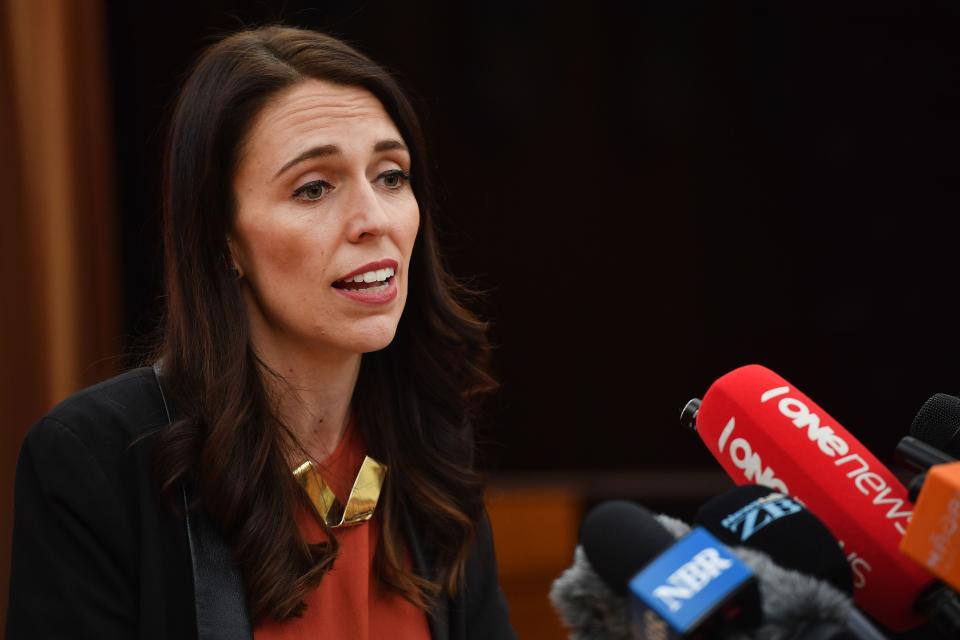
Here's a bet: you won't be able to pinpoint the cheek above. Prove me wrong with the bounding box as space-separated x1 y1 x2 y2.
401 203 421 254
242 219 328 279
242 222 335 330
269 234 319 276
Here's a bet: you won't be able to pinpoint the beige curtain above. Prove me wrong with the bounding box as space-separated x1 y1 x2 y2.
0 0 119 621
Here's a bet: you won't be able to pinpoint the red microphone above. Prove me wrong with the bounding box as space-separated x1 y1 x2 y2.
681 364 933 632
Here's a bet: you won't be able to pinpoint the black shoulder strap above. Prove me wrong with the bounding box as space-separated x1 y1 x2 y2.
153 364 253 640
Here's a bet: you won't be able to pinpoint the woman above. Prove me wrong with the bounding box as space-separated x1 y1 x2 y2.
6 25 515 640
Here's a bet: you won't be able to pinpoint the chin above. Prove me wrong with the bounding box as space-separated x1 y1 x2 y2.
346 325 401 355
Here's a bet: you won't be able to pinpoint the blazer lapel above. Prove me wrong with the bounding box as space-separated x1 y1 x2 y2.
184 487 253 640
154 365 252 640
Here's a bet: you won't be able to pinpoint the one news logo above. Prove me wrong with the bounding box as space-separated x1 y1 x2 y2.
720 493 802 542
652 548 733 612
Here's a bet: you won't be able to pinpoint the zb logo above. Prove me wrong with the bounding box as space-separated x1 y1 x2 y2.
720 494 803 542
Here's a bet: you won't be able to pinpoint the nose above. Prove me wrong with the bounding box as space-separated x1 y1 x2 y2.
343 179 390 242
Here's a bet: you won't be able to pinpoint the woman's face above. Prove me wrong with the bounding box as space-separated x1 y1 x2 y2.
230 79 420 360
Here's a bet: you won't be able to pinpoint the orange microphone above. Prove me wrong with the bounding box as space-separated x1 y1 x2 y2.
900 461 960 591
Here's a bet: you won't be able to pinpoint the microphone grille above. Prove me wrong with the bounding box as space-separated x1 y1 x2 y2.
909 393 960 456
579 500 675 596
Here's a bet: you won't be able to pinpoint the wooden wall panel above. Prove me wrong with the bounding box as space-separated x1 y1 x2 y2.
0 0 118 624
486 486 582 640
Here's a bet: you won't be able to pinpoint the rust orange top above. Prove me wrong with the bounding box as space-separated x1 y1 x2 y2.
254 423 431 640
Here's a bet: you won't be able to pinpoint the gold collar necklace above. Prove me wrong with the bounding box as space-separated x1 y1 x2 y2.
293 456 387 528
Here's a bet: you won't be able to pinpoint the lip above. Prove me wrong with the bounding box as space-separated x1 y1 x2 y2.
331 258 400 306
333 277 398 305
334 258 399 283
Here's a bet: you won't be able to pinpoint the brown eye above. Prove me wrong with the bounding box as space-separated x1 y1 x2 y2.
379 170 410 190
293 180 332 202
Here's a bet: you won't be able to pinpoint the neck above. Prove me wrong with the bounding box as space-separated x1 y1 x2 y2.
252 334 362 463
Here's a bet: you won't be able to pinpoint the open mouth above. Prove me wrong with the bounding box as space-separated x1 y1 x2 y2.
332 266 395 292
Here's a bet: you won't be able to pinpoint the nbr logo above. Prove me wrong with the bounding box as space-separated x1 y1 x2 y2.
653 548 733 612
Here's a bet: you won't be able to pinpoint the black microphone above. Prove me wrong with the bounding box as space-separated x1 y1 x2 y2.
649 512 863 640
556 500 762 639
909 393 960 458
694 484 852 595
550 512 700 640
549 512 718 640
899 394 960 500
895 436 956 472
550 501 881 640
891 393 960 639
694 485 890 640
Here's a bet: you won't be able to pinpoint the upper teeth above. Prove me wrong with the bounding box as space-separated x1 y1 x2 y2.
342 266 395 283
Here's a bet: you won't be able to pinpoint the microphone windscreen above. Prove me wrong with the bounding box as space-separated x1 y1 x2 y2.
579 500 675 595
909 393 960 458
549 546 630 640
653 512 692 539
695 485 853 594
557 507 871 640
731 547 855 640
550 512 689 640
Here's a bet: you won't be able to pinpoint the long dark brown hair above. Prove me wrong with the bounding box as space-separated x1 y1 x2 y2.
152 25 495 623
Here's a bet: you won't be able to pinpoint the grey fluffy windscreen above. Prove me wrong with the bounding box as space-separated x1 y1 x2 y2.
548 511 856 640
548 513 690 639
725 547 854 640
653 513 692 539
549 546 631 640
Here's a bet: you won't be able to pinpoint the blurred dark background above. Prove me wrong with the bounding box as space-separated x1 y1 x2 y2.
4 1 959 636
106 0 960 474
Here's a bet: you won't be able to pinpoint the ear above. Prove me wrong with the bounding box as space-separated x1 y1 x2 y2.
225 234 244 279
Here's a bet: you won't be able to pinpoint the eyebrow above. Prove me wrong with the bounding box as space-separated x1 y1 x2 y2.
272 139 409 180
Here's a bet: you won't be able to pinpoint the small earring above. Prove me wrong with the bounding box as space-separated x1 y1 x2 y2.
224 255 242 279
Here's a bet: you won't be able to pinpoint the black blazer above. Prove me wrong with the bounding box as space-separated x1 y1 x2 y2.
6 367 516 640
